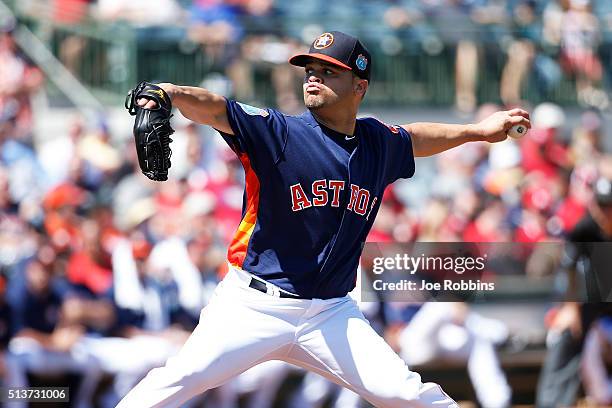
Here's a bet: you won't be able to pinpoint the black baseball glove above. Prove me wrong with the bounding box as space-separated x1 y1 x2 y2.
125 81 174 181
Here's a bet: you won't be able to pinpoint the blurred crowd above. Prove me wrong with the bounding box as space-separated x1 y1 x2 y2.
3 2 612 406
11 0 612 112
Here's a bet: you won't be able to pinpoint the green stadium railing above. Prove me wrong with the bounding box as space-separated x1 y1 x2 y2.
15 16 138 105
8 4 611 108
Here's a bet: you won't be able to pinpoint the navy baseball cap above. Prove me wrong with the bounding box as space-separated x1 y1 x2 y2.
289 31 371 81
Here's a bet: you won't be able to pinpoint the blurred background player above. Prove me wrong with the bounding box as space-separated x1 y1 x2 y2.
387 302 512 408
536 159 612 407
5 247 103 408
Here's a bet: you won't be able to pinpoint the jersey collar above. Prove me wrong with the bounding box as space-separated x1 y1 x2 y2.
299 109 321 129
299 109 359 139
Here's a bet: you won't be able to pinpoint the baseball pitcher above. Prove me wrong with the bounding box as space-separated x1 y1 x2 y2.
119 31 530 407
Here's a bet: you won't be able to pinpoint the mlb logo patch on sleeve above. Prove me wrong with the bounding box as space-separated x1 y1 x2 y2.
238 102 269 117
387 125 400 134
373 118 400 134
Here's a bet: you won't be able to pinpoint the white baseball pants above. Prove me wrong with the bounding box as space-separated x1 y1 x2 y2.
117 267 458 408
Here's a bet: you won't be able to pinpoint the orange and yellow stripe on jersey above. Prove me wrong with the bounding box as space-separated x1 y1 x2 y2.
227 151 260 268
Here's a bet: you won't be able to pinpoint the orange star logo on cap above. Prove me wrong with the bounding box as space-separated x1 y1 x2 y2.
313 33 334 49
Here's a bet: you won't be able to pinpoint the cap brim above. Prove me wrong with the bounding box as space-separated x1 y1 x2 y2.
289 53 352 71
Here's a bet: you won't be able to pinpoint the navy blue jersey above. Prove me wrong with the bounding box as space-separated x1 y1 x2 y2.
220 100 415 299
10 285 64 334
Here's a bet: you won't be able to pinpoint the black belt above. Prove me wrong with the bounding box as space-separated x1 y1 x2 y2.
248 278 304 299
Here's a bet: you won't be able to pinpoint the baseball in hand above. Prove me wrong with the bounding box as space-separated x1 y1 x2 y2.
507 124 527 139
